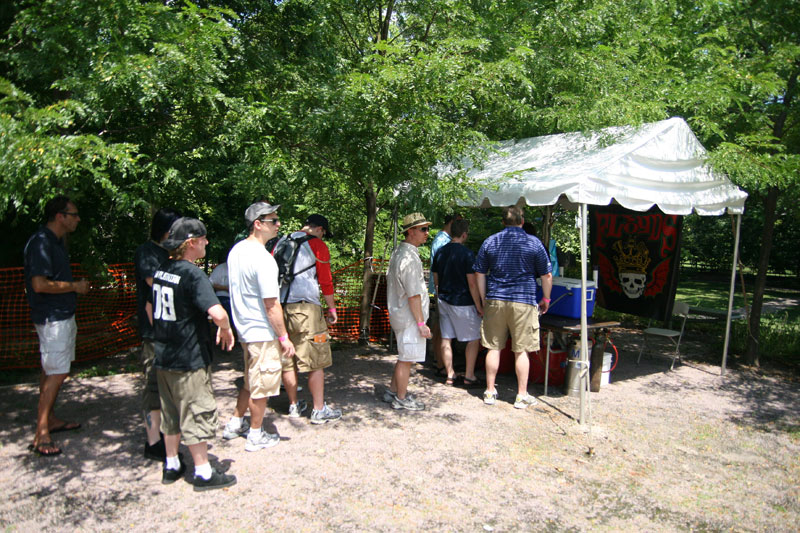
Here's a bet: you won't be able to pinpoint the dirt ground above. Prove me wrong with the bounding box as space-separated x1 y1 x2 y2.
1 328 798 532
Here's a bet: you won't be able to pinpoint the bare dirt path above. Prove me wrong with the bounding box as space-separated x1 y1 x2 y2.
1 330 798 532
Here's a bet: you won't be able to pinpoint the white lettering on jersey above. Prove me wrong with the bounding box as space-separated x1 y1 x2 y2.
153 284 177 321
154 270 181 284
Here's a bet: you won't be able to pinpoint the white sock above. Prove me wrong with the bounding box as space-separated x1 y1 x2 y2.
194 462 212 480
229 416 243 427
248 427 262 439
165 455 180 471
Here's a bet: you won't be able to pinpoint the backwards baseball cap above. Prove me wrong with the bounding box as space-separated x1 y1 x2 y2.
162 217 207 250
401 212 432 231
244 202 280 225
305 214 333 238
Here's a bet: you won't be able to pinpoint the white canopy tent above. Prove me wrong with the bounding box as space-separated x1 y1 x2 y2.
445 117 748 425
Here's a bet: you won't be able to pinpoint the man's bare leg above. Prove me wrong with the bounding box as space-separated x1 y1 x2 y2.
393 361 413 399
281 370 298 405
464 339 480 381
440 338 455 380
308 369 325 411
187 441 209 468
231 387 250 418
248 397 267 430
484 349 500 393
145 410 161 446
35 373 67 447
432 319 444 370
514 351 530 396
164 433 181 459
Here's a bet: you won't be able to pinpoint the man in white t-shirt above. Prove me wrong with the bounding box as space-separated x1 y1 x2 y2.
222 202 296 452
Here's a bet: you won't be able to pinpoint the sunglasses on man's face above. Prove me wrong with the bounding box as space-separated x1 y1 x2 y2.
417 226 430 233
258 218 280 225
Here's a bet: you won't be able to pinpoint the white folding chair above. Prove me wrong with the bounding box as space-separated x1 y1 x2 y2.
637 301 690 370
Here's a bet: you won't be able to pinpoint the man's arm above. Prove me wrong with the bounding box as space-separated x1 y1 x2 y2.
432 272 439 297
208 303 235 350
309 238 336 323
475 272 487 308
408 294 432 339
323 293 337 324
263 297 296 358
31 276 89 295
539 272 553 314
466 273 483 317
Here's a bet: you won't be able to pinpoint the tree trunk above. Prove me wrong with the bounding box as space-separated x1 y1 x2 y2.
745 187 779 366
358 183 378 345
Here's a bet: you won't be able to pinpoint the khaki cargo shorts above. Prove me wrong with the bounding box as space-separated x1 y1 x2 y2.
242 340 283 399
284 302 332 373
157 366 218 445
480 299 540 353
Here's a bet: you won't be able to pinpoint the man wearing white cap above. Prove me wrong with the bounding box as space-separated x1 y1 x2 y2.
383 212 433 411
222 202 296 451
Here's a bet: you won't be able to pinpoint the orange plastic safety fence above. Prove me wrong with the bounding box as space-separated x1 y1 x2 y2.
328 259 392 343
1 258 420 369
0 264 139 370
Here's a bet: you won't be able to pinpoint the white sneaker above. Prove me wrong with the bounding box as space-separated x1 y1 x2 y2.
310 403 342 424
244 431 280 452
483 390 498 405
288 399 308 418
514 393 538 409
222 417 249 440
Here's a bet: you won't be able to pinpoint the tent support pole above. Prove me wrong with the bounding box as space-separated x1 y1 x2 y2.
721 213 742 376
579 203 589 426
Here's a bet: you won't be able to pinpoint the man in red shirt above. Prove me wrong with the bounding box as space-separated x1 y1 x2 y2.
278 214 342 424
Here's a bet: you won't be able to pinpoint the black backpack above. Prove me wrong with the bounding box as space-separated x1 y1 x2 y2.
271 233 316 300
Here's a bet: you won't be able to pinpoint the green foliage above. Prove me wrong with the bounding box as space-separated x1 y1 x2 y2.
1 0 798 338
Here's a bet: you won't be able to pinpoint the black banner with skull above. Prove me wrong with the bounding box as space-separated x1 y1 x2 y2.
590 204 683 321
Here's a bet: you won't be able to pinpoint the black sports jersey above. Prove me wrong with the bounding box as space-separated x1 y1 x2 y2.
152 259 220 371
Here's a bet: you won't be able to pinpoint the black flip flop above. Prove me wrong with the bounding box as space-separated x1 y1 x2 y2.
461 376 485 388
29 442 62 457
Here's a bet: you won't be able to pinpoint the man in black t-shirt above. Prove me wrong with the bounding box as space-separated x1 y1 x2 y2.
150 217 236 491
431 219 484 387
134 208 180 462
24 195 89 457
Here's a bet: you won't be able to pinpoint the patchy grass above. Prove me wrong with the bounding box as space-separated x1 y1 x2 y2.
592 275 800 370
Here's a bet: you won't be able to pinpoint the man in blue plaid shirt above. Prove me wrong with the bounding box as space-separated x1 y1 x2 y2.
473 206 553 409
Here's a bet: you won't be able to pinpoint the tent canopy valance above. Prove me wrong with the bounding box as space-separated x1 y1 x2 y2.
449 117 747 216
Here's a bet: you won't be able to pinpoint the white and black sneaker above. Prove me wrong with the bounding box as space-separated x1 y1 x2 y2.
288 399 308 418
244 431 280 452
310 403 342 424
392 395 425 411
222 417 249 440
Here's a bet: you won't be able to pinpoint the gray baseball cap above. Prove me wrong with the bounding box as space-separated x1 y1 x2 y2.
245 202 280 225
